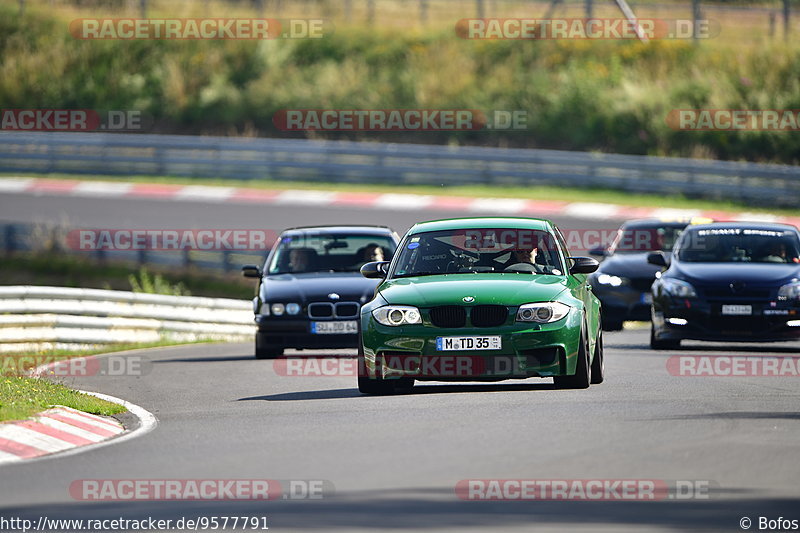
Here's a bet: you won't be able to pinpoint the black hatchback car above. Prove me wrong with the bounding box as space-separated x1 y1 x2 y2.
588 217 711 330
648 222 800 349
242 225 399 358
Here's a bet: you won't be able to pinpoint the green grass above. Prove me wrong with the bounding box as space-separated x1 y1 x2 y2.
11 172 799 218
0 253 255 299
2 5 800 164
0 376 125 422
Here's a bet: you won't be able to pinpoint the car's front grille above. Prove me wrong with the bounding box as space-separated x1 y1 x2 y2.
470 305 508 327
630 278 655 292
705 316 774 333
704 287 771 299
308 302 360 319
429 306 467 328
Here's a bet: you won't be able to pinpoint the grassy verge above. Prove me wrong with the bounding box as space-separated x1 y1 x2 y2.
0 253 255 300
0 340 215 422
0 376 125 423
12 172 800 218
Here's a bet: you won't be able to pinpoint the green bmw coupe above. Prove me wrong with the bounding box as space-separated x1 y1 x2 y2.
357 217 604 394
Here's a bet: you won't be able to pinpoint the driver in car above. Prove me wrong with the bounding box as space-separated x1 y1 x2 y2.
504 246 541 273
288 248 314 272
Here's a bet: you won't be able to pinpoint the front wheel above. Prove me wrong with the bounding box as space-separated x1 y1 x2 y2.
554 324 591 389
590 331 604 384
255 332 283 359
649 323 681 350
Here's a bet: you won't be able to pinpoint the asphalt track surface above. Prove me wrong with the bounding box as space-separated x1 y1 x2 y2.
1 190 799 532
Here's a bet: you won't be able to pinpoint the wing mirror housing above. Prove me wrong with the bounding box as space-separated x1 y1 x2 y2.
242 265 262 278
361 261 390 279
647 251 669 267
569 257 600 274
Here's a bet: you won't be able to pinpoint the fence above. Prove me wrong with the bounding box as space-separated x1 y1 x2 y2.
0 285 255 352
2 132 799 207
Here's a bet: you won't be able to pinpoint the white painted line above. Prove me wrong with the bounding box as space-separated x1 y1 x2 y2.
735 212 780 223
72 181 134 197
0 425 73 453
563 202 622 219
374 193 434 210
0 391 157 467
276 189 337 205
649 208 703 219
48 409 123 433
0 178 35 192
34 416 107 443
174 185 236 201
468 197 529 213
0 450 21 462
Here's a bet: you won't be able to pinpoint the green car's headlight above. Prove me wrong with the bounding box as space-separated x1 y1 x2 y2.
372 305 422 326
516 302 571 323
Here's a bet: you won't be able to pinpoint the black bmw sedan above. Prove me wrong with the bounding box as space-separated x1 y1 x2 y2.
648 222 800 349
242 225 399 358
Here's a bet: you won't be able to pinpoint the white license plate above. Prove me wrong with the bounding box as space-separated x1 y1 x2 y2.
311 321 358 334
721 305 752 316
436 336 501 351
641 292 653 304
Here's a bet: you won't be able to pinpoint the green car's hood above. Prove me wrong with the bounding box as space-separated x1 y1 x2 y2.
378 274 568 307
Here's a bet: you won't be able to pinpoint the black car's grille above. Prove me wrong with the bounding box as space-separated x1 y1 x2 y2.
308 302 360 319
430 306 467 328
334 302 359 318
704 287 771 299
630 278 655 292
470 305 508 327
308 303 334 318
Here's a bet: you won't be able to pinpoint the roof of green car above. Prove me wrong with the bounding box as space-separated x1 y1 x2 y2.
407 217 553 235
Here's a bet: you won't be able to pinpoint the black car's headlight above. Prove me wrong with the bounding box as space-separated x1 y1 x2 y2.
516 302 571 323
661 279 697 298
778 281 800 301
372 305 422 326
264 302 302 316
595 274 627 287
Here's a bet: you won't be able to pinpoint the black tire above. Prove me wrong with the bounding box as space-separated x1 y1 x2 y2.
255 332 283 359
590 331 604 384
601 317 624 331
649 322 681 350
554 324 591 389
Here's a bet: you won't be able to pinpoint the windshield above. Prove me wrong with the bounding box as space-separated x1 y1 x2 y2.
267 233 396 274
390 228 565 278
610 224 686 254
676 228 800 263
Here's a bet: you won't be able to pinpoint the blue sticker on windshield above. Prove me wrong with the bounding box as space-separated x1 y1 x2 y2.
408 242 420 250
281 237 292 243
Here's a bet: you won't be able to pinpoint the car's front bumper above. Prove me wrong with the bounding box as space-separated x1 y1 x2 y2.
255 316 358 349
653 299 800 343
360 310 583 381
592 284 652 322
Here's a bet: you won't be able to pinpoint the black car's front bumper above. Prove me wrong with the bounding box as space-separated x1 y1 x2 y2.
653 299 800 342
255 316 358 349
592 285 652 322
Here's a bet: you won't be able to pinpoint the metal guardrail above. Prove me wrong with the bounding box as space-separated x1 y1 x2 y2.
1 132 799 207
0 222 267 274
0 286 254 351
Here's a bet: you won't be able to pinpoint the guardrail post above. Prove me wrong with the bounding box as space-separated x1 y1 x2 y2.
137 248 147 266
4 225 17 256
223 250 232 273
183 245 192 270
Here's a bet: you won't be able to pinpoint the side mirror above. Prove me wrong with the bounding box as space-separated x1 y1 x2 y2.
242 265 262 278
569 257 600 274
647 252 669 267
361 261 390 279
588 246 607 258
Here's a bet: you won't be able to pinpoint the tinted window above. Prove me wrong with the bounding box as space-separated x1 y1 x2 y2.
390 228 565 278
676 228 800 263
610 224 686 254
268 233 396 274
